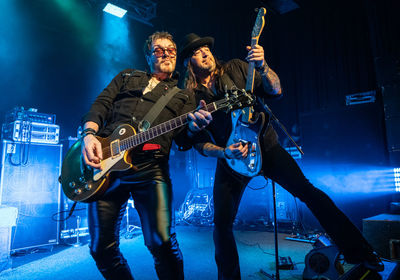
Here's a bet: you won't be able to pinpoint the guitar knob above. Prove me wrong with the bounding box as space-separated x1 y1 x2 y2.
69 182 76 188
74 188 82 194
79 176 86 183
85 184 92 190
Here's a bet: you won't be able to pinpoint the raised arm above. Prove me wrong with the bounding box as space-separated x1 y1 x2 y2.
246 44 282 96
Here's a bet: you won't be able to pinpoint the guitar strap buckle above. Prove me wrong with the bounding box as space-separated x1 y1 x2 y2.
138 119 150 132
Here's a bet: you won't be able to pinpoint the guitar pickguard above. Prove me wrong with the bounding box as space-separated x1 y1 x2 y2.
93 152 126 181
226 110 265 177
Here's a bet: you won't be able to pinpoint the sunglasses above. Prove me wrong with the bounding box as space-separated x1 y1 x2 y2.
152 46 177 58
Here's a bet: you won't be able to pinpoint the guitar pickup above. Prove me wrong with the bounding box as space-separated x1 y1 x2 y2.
251 143 257 156
238 121 250 127
110 139 121 157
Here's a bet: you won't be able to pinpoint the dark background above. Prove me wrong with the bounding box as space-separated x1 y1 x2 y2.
0 0 399 230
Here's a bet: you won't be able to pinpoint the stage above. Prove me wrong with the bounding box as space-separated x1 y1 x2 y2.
0 226 398 280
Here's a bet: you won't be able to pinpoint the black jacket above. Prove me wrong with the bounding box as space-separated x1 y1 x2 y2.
82 69 196 159
192 59 279 152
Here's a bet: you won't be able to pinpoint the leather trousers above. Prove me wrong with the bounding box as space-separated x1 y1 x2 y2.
88 160 184 280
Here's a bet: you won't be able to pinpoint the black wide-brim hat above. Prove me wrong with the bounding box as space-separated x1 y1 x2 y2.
178 33 214 64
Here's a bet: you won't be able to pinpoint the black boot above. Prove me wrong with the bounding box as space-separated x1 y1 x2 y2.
363 251 384 272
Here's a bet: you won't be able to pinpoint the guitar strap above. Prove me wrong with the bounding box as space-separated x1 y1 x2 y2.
220 71 269 122
138 86 180 132
219 73 237 92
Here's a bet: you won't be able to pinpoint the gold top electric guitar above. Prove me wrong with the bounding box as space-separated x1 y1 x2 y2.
60 90 254 202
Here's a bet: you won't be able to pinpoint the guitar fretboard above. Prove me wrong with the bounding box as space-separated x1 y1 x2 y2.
114 100 225 154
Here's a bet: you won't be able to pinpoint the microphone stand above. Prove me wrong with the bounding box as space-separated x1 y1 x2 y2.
257 97 303 156
257 97 303 280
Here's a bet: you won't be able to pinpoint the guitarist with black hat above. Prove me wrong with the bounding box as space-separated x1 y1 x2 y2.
178 26 384 280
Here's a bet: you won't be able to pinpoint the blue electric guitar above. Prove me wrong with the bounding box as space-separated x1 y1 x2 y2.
225 7 267 177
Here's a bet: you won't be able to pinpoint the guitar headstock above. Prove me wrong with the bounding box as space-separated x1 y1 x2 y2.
252 7 267 42
216 89 255 112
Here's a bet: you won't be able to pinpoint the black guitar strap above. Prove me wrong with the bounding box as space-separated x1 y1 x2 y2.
219 73 237 92
138 86 180 132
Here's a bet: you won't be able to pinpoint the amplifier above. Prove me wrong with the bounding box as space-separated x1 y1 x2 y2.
5 107 56 124
2 120 60 144
363 213 400 259
0 140 62 251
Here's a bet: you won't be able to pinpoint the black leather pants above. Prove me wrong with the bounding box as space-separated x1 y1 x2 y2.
213 144 375 280
88 161 184 280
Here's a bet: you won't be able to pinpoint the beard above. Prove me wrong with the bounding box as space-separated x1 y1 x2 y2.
153 59 176 75
193 57 216 76
160 61 175 73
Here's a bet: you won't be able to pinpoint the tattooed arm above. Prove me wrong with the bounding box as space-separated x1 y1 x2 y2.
259 63 282 96
195 142 248 159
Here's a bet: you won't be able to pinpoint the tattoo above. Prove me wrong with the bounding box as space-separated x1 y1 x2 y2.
261 67 282 95
195 142 224 158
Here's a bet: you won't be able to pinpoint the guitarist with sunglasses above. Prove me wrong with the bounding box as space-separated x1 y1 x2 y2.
81 31 212 280
179 32 383 279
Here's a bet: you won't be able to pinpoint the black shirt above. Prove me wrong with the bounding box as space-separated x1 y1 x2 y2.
193 59 279 151
82 69 196 159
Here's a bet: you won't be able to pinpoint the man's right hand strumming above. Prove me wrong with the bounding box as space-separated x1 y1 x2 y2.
224 142 249 159
82 133 103 170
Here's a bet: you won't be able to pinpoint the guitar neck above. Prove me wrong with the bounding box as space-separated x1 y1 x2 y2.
119 102 219 152
245 38 259 93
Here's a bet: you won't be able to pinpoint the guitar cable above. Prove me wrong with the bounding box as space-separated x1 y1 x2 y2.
52 201 80 222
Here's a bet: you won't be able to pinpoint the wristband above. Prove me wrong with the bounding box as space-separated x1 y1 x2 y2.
81 132 96 139
81 128 97 139
81 128 97 135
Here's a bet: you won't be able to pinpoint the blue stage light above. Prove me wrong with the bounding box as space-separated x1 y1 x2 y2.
103 3 127 18
394 168 400 192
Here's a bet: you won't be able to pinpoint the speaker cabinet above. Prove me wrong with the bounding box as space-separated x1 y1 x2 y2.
0 140 62 251
374 57 400 87
363 214 400 259
300 103 387 164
